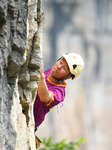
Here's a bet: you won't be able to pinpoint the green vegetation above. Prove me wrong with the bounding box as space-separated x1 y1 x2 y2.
39 136 85 150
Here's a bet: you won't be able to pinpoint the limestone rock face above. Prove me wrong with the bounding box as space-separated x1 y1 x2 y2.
0 0 43 149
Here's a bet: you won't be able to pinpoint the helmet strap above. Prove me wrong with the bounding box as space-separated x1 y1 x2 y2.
51 73 71 83
62 73 72 81
51 76 62 83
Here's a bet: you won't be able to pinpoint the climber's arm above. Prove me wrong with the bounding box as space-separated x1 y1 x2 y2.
37 65 53 104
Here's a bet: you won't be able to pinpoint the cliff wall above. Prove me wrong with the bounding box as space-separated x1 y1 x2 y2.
0 0 43 149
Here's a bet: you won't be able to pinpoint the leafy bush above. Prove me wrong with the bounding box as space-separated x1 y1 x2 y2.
39 136 85 150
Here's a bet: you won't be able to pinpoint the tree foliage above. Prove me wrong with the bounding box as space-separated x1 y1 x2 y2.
40 136 85 150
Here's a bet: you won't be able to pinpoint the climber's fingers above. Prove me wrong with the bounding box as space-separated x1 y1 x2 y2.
40 63 45 79
41 63 44 72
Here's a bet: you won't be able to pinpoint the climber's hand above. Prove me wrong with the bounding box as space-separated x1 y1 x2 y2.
40 63 45 79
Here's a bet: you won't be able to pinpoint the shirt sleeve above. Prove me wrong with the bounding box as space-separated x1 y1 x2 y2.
46 87 65 108
45 91 54 106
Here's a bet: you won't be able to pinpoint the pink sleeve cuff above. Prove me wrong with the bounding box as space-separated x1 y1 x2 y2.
45 91 54 106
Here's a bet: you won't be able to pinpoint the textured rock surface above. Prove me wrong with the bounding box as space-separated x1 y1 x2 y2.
0 0 43 149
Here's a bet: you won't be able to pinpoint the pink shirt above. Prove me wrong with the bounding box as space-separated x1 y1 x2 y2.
34 68 67 127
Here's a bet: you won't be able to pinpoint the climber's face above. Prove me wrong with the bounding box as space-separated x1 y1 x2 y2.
50 58 71 82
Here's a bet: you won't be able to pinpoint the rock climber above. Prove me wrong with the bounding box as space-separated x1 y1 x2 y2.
33 52 84 149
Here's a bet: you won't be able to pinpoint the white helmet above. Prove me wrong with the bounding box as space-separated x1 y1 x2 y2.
62 53 84 79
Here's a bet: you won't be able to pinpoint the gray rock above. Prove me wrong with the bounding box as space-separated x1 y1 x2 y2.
0 0 43 149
